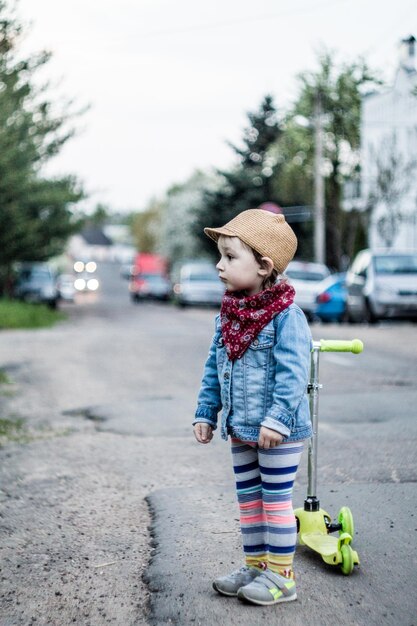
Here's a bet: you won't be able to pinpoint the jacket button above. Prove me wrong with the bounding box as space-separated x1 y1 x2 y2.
253 339 259 346
224 372 230 380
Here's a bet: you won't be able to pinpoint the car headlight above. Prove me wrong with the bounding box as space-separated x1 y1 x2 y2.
87 278 99 291
74 261 85 273
74 278 86 291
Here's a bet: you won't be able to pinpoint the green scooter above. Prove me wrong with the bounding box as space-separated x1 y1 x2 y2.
295 339 363 575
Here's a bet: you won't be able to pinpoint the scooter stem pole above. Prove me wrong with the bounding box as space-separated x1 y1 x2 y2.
307 344 321 499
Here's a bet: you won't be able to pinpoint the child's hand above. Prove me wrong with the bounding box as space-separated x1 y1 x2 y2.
194 423 214 444
258 426 284 449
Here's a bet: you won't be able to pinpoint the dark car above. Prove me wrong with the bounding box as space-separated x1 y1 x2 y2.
13 263 59 308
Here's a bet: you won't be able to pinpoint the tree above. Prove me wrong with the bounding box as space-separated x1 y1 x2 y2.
270 119 313 207
269 118 316 260
88 203 110 227
131 198 164 253
193 95 282 257
365 135 417 248
159 170 220 271
285 52 380 269
0 1 85 292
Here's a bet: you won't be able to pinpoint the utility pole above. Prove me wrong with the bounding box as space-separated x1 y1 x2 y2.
314 90 326 265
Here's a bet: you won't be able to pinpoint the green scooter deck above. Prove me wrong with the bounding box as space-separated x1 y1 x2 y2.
300 530 360 570
300 532 341 556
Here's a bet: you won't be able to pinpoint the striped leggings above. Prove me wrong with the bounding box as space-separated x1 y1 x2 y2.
231 438 304 577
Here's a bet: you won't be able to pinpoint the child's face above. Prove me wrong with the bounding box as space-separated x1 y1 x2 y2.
216 236 265 296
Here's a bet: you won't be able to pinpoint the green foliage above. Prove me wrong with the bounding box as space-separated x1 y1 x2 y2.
0 413 71 446
131 198 164 253
158 170 219 268
88 203 110 226
282 51 381 268
0 417 26 445
340 209 367 264
0 298 66 329
0 1 85 292
194 95 282 257
271 119 313 206
0 369 11 385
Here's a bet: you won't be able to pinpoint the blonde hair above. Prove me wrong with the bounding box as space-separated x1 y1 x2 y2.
245 244 279 289
218 233 280 290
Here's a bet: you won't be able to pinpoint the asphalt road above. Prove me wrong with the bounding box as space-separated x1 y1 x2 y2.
1 262 416 626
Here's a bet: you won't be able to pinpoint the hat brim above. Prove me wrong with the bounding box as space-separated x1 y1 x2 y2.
204 226 238 242
203 208 298 274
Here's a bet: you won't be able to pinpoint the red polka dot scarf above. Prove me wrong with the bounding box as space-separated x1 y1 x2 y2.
220 282 295 360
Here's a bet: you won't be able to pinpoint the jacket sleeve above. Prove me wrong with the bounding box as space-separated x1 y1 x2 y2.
262 306 311 437
193 317 222 430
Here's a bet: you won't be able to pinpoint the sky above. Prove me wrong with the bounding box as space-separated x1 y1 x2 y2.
16 0 417 214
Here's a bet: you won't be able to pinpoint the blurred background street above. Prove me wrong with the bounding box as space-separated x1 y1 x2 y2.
1 2 417 622
1 263 416 625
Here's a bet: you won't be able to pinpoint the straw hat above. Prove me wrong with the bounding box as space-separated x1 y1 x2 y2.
204 208 297 274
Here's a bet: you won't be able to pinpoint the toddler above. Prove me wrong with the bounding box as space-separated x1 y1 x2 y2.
193 208 312 606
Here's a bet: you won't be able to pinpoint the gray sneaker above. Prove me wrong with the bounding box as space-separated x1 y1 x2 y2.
237 569 297 606
213 566 260 597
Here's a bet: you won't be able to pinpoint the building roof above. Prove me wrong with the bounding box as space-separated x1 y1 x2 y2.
81 226 113 246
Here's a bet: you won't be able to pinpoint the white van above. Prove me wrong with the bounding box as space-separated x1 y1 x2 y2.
346 249 417 322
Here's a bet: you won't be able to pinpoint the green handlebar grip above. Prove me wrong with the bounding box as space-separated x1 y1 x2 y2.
319 339 364 354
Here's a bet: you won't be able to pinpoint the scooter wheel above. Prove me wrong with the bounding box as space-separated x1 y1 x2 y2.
338 506 354 537
340 544 354 575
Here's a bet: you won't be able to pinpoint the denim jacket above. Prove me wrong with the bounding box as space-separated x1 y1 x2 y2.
194 303 313 442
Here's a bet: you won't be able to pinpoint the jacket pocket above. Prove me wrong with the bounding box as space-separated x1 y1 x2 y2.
244 333 274 369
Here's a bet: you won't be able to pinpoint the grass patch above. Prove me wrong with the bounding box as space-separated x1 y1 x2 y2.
0 370 11 385
0 369 14 396
0 416 27 444
0 299 66 329
0 416 73 446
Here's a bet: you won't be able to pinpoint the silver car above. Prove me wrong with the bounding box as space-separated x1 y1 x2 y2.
346 249 417 323
285 261 331 321
173 261 225 307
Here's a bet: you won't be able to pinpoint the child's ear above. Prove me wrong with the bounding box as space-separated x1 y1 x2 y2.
258 257 274 277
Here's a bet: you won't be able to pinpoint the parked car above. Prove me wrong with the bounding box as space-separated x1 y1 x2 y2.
173 262 225 307
71 259 100 293
285 261 331 320
73 273 100 293
12 263 59 309
73 260 97 274
129 272 172 302
346 249 417 323
56 274 76 302
315 273 347 323
120 263 134 280
128 253 171 302
132 252 167 276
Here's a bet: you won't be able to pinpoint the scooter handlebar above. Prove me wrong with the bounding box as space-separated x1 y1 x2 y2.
317 339 364 354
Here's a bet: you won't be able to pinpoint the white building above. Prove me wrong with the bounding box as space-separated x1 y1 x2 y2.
360 36 417 250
